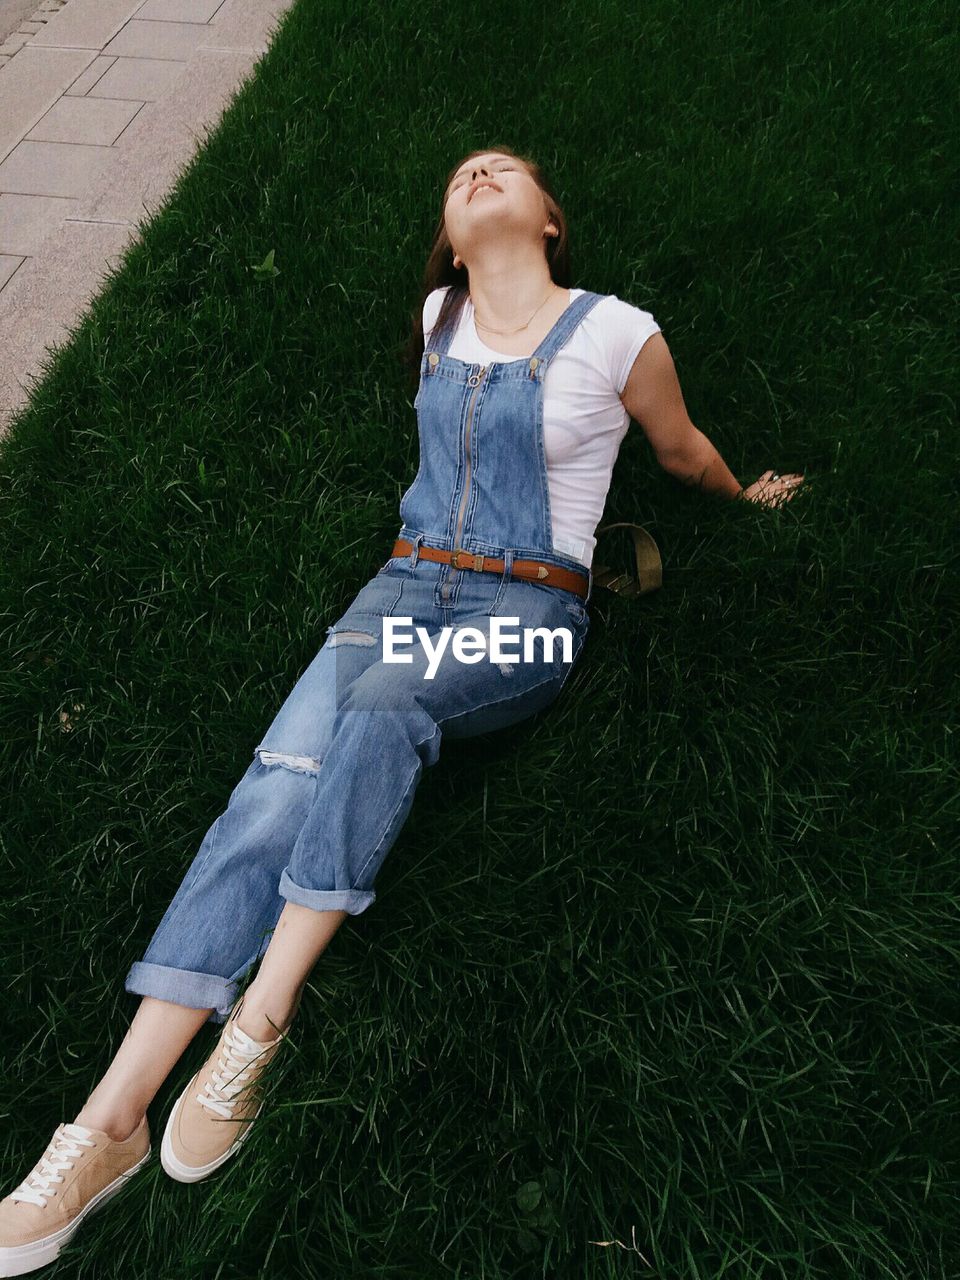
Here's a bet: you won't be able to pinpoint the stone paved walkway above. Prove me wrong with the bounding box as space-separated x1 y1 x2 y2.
0 1 68 52
0 0 296 437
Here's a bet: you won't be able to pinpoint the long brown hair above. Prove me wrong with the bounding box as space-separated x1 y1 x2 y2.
401 145 573 395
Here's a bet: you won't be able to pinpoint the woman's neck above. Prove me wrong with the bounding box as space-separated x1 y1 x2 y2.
463 253 558 332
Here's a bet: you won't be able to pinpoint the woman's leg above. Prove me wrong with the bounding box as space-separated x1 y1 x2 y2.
123 631 386 1025
74 903 349 1140
220 902 349 1042
73 999 214 1142
92 756 362 1140
84 623 389 1141
73 583 410 1143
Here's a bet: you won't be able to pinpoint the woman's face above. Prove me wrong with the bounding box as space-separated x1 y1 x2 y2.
443 152 555 262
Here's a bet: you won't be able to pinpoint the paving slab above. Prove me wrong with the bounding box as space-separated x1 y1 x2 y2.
136 0 225 22
81 54 185 100
27 0 145 51
101 19 214 61
0 46 96 159
0 34 31 55
0 192 76 254
0 138 117 196
63 55 117 96
26 95 144 144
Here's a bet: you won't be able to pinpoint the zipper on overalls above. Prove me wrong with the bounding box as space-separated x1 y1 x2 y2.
442 365 487 602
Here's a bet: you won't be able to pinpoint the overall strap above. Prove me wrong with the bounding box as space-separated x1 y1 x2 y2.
530 290 605 365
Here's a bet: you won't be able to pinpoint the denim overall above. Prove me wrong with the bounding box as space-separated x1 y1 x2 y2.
125 290 605 1023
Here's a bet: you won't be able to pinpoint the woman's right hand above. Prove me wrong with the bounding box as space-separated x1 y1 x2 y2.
738 470 806 508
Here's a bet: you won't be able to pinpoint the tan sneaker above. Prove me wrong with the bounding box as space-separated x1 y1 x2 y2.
0 1117 150 1277
160 993 292 1183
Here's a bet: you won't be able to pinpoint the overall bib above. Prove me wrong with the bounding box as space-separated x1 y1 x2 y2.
125 290 605 1023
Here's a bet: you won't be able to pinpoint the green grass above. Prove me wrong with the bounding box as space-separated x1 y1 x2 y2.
1 0 957 1275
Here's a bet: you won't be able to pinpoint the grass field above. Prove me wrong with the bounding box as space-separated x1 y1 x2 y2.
0 0 956 1275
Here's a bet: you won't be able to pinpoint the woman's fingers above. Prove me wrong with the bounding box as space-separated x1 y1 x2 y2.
744 471 807 506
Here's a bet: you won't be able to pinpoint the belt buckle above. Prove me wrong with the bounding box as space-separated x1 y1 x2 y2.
452 548 484 572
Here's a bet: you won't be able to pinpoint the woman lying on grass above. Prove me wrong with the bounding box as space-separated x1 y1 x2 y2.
0 143 804 1277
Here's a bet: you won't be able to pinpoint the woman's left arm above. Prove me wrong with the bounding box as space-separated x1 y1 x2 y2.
619 334 805 507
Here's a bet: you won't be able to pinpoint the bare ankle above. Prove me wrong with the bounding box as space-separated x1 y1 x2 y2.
73 1104 144 1144
234 988 300 1041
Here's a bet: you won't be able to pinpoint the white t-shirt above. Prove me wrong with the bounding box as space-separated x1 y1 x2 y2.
422 286 661 570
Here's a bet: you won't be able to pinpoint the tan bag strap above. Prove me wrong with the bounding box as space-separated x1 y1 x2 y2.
592 522 663 596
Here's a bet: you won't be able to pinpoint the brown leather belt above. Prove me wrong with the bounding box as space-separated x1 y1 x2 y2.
390 538 589 601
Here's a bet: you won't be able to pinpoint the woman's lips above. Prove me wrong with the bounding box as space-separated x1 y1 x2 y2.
468 181 502 202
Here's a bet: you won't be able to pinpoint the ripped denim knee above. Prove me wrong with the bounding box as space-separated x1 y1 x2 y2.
255 749 324 775
326 625 377 648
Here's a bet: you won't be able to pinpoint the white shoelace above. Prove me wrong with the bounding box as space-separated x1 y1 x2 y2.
195 1026 277 1120
10 1123 96 1208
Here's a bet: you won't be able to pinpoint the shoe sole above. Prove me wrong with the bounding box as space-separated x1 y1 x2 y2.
160 1080 263 1184
0 1145 151 1278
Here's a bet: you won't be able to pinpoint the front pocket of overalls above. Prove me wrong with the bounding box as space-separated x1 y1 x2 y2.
336 574 404 620
376 555 407 576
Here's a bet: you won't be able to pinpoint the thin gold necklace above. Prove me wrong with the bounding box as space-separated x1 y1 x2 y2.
472 283 559 337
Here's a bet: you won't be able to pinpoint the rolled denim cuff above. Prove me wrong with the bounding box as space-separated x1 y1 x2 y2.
278 868 376 916
124 960 238 1025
